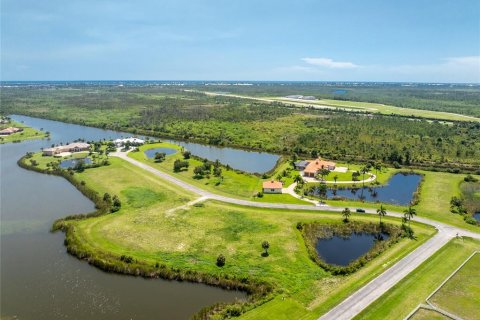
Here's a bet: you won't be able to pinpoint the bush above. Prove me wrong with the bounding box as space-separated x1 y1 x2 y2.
464 174 479 182
216 254 226 267
464 216 478 225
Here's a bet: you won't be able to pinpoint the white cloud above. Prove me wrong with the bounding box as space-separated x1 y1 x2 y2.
302 57 360 69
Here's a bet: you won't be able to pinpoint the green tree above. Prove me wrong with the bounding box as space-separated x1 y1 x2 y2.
377 205 387 224
403 206 417 226
342 207 351 222
333 174 338 185
317 168 331 181
154 152 166 162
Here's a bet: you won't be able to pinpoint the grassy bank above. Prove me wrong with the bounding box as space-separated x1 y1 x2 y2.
43 155 436 319
355 237 480 320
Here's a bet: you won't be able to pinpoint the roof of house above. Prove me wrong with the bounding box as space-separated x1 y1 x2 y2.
294 160 309 167
304 158 336 174
43 142 90 152
0 127 21 134
262 180 283 189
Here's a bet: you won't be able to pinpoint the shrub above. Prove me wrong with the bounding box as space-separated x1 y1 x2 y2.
216 254 226 267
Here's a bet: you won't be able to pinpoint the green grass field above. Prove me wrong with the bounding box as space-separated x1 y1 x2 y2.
429 252 480 319
64 157 436 319
0 120 47 144
355 237 480 320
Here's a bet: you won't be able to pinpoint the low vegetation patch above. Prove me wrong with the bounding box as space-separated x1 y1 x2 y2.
121 186 166 208
302 221 406 275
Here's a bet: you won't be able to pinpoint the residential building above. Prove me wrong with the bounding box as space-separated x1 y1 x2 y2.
262 180 283 194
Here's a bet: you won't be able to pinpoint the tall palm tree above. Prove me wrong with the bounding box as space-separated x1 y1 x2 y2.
342 207 351 222
377 205 387 224
403 206 417 226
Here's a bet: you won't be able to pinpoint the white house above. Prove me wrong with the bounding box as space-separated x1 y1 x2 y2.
262 180 283 194
114 137 145 147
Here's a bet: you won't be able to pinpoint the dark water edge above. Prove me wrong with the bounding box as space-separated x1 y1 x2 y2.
1 115 246 320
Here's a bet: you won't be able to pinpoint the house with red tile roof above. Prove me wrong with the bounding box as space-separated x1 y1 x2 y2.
303 158 336 178
262 180 283 194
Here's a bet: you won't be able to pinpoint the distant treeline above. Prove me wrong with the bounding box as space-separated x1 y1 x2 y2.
2 85 480 171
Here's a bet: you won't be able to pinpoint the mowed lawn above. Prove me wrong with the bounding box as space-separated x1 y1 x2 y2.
66 158 436 319
430 252 480 320
355 237 480 320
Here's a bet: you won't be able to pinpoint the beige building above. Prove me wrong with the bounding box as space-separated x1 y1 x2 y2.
43 142 90 156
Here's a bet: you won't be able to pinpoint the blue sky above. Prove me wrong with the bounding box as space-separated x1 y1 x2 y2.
2 0 479 82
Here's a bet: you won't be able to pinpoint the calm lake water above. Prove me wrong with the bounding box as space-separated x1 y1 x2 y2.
144 147 178 158
173 141 279 173
316 233 389 266
325 173 422 206
1 115 245 320
60 157 93 169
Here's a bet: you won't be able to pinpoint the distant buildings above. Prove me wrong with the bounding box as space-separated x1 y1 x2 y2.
114 137 145 147
262 180 283 194
285 95 317 100
43 142 90 156
0 127 23 135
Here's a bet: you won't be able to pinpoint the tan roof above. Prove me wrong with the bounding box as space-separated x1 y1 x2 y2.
0 127 21 134
304 158 336 174
263 180 283 189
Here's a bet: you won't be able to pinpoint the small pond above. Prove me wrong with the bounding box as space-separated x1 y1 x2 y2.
60 158 92 169
316 233 389 266
144 147 177 158
322 173 422 206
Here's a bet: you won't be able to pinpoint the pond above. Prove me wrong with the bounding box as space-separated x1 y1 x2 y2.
474 212 480 222
323 173 422 206
172 141 279 174
316 233 389 266
2 115 245 320
144 147 177 158
59 157 93 169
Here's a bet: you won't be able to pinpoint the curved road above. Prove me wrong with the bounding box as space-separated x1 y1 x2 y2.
112 151 480 320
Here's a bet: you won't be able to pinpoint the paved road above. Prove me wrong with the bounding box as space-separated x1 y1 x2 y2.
112 151 480 320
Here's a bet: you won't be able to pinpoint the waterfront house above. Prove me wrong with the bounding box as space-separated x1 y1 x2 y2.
303 158 336 178
0 127 23 135
43 142 90 156
262 180 283 194
114 137 145 147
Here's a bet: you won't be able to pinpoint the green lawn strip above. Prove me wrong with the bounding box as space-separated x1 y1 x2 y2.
429 253 480 319
355 237 480 320
128 142 306 204
253 194 312 205
0 120 47 144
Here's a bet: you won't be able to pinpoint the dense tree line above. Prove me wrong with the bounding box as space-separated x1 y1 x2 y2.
2 86 479 170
